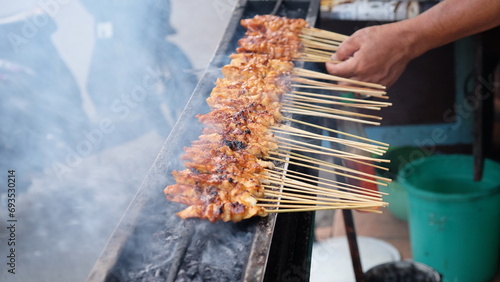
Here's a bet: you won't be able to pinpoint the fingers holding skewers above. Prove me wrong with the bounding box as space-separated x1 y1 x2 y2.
325 24 416 87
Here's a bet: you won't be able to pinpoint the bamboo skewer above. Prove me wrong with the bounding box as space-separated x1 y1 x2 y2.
282 108 381 126
300 32 343 43
303 46 339 56
290 91 392 107
300 42 339 51
274 126 387 152
263 182 381 203
262 206 384 214
264 176 384 202
258 165 389 213
261 189 381 206
260 26 390 214
299 34 342 47
283 117 390 147
263 181 372 199
273 132 387 157
284 100 382 120
258 200 383 210
303 47 337 55
271 150 391 183
259 198 385 209
291 84 389 99
262 181 384 203
265 174 382 201
262 188 382 208
276 145 388 171
292 77 387 98
264 27 391 213
267 167 387 197
276 142 385 164
293 67 386 90
259 181 387 212
301 27 349 42
294 55 340 63
259 202 383 209
296 54 337 63
266 155 389 186
273 124 389 153
285 93 383 110
294 28 348 63
259 197 383 208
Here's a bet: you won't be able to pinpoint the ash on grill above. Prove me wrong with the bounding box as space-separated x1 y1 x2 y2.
176 223 253 281
114 203 257 282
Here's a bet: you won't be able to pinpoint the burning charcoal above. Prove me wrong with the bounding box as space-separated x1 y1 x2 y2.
183 257 199 278
175 269 187 281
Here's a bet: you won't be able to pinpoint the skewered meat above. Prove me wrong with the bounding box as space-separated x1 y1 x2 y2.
237 15 308 60
164 15 306 222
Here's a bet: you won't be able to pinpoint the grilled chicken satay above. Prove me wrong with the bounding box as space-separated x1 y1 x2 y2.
196 107 280 158
206 78 287 109
166 137 274 222
222 53 294 81
165 182 267 222
209 55 292 110
167 144 271 222
237 15 308 60
165 15 306 222
240 15 308 35
175 201 268 223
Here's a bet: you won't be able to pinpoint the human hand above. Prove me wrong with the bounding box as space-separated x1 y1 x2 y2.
326 23 417 87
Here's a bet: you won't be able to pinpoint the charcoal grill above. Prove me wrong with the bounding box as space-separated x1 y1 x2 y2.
85 1 367 281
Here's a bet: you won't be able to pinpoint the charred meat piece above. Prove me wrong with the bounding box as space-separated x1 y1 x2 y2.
165 15 305 222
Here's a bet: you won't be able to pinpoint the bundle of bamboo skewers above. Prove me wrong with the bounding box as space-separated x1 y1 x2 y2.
164 15 391 222
296 27 349 62
259 71 391 213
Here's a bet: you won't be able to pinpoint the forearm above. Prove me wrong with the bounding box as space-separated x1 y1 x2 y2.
402 0 500 59
325 0 500 86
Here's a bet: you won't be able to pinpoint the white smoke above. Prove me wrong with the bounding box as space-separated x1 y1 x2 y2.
0 0 236 281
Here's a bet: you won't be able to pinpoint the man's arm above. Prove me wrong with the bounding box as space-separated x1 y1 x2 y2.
326 0 500 87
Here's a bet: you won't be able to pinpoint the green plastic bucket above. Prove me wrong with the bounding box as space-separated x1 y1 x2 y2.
399 155 500 282
376 146 431 220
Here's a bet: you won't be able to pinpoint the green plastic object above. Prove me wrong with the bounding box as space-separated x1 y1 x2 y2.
399 155 500 282
378 181 408 220
376 146 431 220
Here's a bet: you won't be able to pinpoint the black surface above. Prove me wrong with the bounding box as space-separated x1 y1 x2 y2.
263 113 321 282
264 211 315 282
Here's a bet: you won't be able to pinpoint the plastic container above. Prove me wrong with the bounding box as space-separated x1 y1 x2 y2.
364 260 441 282
399 155 500 282
376 146 431 220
